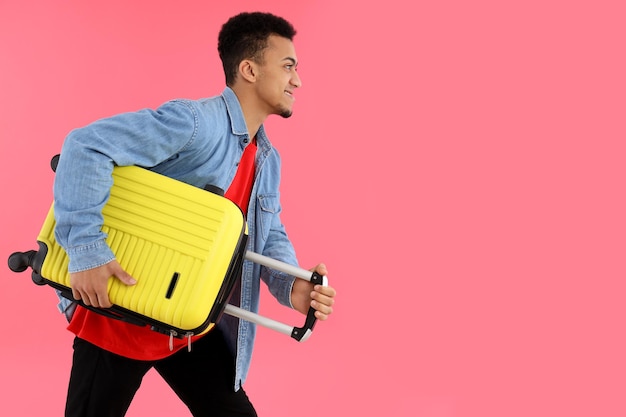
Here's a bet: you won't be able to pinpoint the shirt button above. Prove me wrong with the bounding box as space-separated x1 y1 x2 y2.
243 137 249 144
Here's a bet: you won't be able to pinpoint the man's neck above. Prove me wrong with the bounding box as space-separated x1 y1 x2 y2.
230 85 266 138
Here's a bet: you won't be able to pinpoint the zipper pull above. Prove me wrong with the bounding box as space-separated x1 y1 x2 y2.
186 332 193 352
169 330 177 351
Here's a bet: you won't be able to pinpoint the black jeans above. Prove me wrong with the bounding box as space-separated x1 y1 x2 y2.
65 329 257 417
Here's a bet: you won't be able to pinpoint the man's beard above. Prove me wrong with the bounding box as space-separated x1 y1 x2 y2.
277 103 293 118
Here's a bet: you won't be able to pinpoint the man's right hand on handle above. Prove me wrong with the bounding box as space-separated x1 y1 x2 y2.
70 260 137 308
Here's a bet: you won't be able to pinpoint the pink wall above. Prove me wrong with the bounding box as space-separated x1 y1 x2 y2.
1 1 625 416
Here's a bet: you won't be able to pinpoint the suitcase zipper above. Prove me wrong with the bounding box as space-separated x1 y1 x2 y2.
168 330 177 351
167 330 194 352
186 332 193 352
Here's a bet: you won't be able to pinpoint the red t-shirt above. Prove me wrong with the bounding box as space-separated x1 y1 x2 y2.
67 139 257 360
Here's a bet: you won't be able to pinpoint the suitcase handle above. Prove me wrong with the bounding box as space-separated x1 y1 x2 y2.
225 251 329 342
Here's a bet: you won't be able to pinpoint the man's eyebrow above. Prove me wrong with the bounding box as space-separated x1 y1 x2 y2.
283 57 298 66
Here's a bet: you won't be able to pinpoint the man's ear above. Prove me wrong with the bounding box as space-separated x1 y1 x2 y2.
238 60 257 83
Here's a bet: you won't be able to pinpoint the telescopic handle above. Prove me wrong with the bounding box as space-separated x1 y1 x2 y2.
233 251 328 341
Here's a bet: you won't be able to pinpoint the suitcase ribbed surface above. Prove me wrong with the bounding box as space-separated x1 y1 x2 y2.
37 166 245 333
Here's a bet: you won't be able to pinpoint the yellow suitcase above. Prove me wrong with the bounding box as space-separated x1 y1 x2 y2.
9 161 325 342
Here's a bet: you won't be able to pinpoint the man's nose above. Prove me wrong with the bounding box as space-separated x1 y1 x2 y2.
291 70 302 88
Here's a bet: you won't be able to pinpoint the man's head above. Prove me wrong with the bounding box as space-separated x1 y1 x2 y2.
218 12 301 119
218 12 297 86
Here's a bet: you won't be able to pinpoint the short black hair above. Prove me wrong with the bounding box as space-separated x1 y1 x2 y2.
218 12 297 85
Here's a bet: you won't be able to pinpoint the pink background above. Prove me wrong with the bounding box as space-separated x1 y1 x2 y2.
1 1 625 416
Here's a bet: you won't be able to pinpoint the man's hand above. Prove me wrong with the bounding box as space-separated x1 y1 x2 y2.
69 260 136 308
291 263 336 320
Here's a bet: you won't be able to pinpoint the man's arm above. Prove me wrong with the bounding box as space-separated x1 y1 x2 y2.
54 101 200 307
54 100 199 274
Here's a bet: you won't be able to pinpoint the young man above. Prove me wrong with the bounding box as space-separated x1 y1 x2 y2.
53 12 336 417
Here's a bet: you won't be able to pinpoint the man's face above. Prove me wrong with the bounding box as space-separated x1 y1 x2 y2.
254 35 302 118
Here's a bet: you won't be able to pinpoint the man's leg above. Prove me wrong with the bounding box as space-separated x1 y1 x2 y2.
65 337 153 417
154 329 257 417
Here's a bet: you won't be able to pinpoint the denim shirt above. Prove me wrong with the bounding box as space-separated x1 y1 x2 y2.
53 87 299 390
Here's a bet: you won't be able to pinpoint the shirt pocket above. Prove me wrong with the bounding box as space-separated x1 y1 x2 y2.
257 193 279 241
